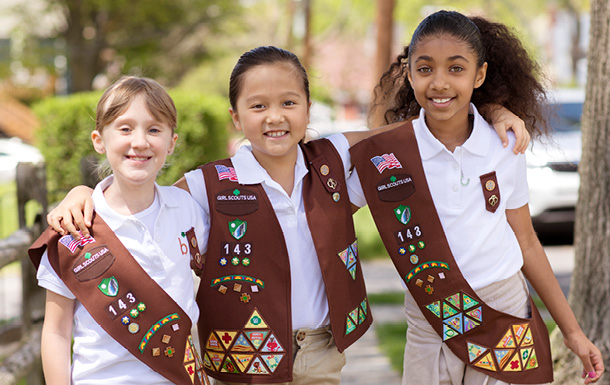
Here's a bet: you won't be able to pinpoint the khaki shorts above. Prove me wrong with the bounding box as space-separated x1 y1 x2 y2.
214 325 345 385
402 272 549 385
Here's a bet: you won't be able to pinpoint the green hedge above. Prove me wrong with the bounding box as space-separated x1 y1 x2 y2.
33 90 231 202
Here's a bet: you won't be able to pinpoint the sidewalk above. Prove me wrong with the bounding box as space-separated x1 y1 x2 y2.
341 245 574 384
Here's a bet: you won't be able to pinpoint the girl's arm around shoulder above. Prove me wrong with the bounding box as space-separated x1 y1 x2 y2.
47 186 95 239
41 290 74 385
507 205 604 384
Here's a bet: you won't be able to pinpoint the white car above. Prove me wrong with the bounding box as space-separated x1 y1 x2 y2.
526 89 583 235
0 138 44 184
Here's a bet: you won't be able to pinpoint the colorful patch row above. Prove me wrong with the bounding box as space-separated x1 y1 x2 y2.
337 241 359 280
211 275 265 288
138 313 180 352
206 330 284 354
346 298 369 335
205 351 284 375
405 261 450 282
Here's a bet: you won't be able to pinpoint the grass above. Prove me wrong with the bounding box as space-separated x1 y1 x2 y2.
375 293 555 374
354 206 388 260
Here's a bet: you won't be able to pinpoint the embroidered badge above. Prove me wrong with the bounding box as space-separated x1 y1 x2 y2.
370 153 402 173
394 205 411 225
59 232 95 253
376 174 415 202
320 164 330 175
332 192 340 202
211 275 265 289
216 188 259 216
425 292 483 341
405 261 450 282
72 245 113 282
261 354 283 373
337 240 359 280
345 297 369 335
98 276 119 297
138 313 180 353
479 171 501 213
228 219 247 240
215 164 238 182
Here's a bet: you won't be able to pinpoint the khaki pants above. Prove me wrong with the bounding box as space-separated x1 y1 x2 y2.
402 272 549 385
214 326 345 385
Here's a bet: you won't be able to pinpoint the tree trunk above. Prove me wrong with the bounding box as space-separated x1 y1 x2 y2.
550 0 610 383
374 0 395 84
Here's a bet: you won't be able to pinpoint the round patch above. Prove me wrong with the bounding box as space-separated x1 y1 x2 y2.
410 254 419 264
220 257 228 266
398 247 407 255
137 302 146 312
191 237 197 248
242 258 251 266
332 192 340 202
417 241 425 249
128 323 139 334
485 180 496 191
408 244 416 253
320 164 330 175
231 257 240 266
121 316 130 325
129 309 139 318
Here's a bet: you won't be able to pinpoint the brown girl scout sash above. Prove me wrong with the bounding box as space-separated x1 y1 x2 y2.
350 121 553 384
29 213 211 385
197 138 372 383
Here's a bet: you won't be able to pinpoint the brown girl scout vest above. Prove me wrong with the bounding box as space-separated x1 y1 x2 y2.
197 138 372 383
350 122 553 384
29 214 210 385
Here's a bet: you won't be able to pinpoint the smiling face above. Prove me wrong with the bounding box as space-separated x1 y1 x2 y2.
407 33 487 133
91 93 178 190
229 62 310 168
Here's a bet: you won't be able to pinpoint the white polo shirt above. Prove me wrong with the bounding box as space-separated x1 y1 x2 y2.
348 105 529 290
185 134 353 330
37 176 207 385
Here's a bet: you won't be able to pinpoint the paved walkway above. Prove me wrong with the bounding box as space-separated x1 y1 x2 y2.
341 245 575 384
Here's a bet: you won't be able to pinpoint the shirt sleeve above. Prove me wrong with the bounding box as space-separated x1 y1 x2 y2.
184 169 211 215
37 250 76 299
506 153 529 209
326 133 352 176
346 168 368 208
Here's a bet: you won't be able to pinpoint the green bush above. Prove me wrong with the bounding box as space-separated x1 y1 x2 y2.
33 90 231 202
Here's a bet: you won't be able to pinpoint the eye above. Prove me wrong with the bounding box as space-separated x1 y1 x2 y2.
251 103 265 110
450 66 464 73
283 100 296 107
148 126 161 134
417 66 432 73
119 126 131 133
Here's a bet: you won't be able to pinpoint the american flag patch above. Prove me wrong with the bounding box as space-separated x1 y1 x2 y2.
215 165 238 182
59 233 96 253
370 153 402 173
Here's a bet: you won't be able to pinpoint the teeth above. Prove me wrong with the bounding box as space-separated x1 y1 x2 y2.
130 156 149 161
267 131 286 137
433 98 451 103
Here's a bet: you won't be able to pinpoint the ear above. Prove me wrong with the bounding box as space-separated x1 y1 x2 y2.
307 100 312 124
168 133 178 155
406 64 414 87
91 130 105 154
474 62 488 89
229 107 242 132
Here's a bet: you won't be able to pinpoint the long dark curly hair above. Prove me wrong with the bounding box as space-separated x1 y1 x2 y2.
369 10 549 138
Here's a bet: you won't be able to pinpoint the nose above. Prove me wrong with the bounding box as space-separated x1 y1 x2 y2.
430 71 449 91
265 107 285 125
131 128 149 149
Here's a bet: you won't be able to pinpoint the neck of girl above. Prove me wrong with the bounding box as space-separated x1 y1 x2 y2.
253 152 297 197
425 113 473 153
103 178 156 216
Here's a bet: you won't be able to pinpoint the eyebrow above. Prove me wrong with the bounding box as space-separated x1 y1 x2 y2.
414 54 470 63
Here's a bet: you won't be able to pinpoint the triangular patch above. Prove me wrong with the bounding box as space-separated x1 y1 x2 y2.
203 353 214 371
494 349 513 369
519 347 533 367
232 354 254 372
208 352 224 371
216 331 237 350
350 241 358 257
465 307 483 322
346 315 357 335
425 300 441 318
462 293 479 310
246 356 270 375
521 327 534 347
206 332 223 352
496 328 516 349
184 339 195 362
473 352 497 371
360 299 368 316
338 248 349 266
261 354 284 373
346 247 357 267
512 324 528 346
349 308 359 324
244 309 269 329
442 324 460 341
358 307 366 324
467 342 488 362
220 355 240 373
443 302 459 319
504 352 522 371
524 349 539 370
244 330 269 350
348 264 357 280
443 313 463 334
261 333 284 353
231 333 254 352
445 293 461 310
463 316 480 333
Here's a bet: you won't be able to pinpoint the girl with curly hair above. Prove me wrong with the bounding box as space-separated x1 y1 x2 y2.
349 10 603 385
